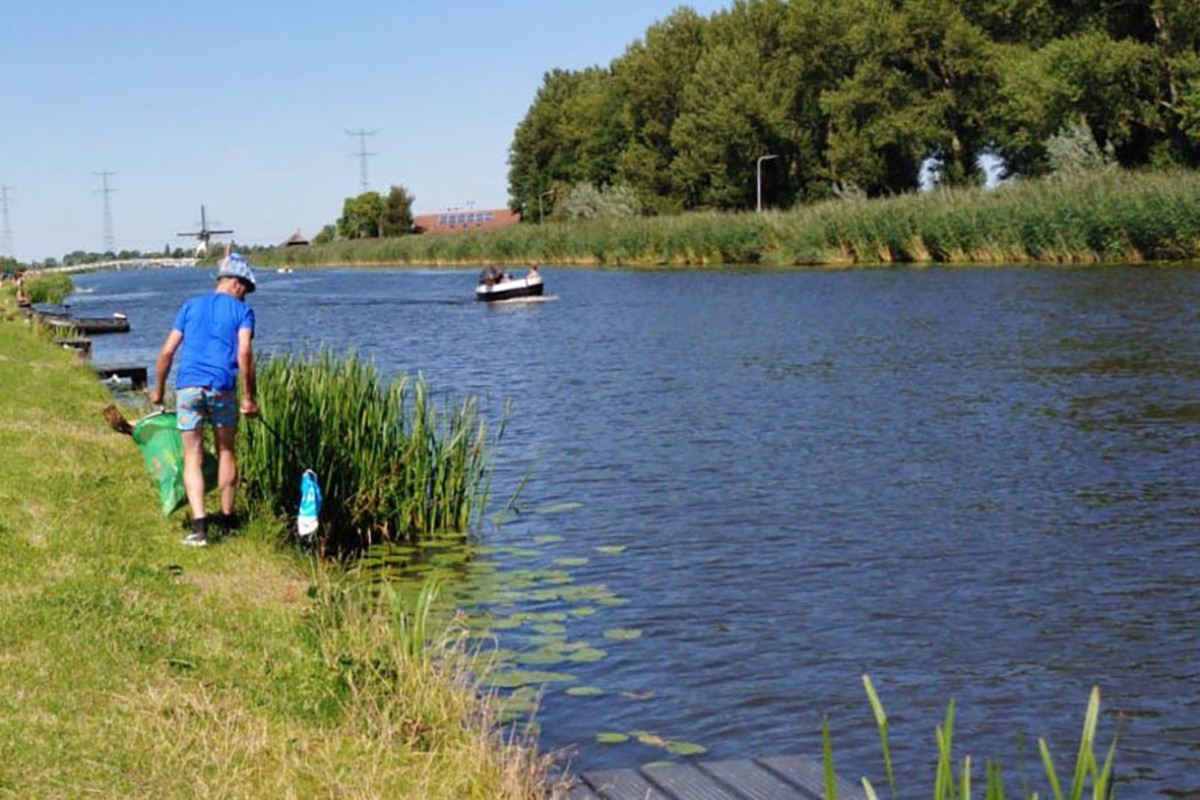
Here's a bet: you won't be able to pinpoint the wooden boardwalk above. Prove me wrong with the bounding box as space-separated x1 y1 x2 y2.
569 754 867 800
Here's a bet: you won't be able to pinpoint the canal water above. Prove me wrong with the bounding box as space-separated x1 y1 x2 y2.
70 264 1199 796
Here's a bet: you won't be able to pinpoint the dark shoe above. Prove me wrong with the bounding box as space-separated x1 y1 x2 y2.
182 518 208 547
214 512 241 536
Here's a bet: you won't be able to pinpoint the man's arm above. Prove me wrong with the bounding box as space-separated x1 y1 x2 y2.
149 330 183 406
237 327 258 417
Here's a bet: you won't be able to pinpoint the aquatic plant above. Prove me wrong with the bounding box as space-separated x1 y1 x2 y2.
238 350 497 550
822 676 1117 800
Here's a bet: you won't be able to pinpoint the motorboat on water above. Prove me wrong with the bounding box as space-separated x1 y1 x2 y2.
475 266 544 301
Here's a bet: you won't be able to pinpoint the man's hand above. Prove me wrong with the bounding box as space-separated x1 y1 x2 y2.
148 388 164 406
240 397 259 418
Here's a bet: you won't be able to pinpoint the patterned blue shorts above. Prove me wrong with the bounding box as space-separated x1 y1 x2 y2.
177 387 239 431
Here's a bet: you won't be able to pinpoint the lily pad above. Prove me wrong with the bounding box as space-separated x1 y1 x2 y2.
516 650 567 666
569 606 597 617
498 686 540 716
553 557 589 567
603 628 643 640
534 534 565 544
594 545 628 556
512 611 568 624
507 547 543 558
531 623 567 636
565 686 605 697
595 732 629 744
566 647 607 663
533 502 584 515
487 670 577 689
633 731 669 748
667 741 709 756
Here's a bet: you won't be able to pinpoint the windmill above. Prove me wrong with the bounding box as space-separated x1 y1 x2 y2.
177 205 233 256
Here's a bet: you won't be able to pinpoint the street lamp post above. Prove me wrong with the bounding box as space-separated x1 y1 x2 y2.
538 189 555 223
756 154 779 212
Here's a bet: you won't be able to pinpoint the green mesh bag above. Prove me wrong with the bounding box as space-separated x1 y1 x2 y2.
132 412 218 516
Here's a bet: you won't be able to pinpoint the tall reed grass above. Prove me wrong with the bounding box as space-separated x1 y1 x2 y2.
255 169 1200 268
238 351 498 551
19 272 74 304
824 675 1116 800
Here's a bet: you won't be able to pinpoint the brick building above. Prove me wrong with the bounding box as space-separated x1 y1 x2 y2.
414 208 520 234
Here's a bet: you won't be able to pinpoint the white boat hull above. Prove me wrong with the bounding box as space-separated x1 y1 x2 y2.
476 274 544 301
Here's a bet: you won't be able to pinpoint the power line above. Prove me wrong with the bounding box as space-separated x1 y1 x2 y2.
345 128 379 192
93 170 117 252
0 186 13 258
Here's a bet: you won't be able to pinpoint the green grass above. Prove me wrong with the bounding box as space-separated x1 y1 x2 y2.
238 351 499 551
252 169 1200 269
0 305 558 798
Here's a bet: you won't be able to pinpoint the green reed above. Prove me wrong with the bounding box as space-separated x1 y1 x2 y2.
22 272 74 304
254 169 1200 269
823 676 1116 800
237 350 497 550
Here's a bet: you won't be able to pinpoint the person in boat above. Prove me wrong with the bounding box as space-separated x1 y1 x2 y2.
149 251 259 546
479 266 502 286
527 264 540 279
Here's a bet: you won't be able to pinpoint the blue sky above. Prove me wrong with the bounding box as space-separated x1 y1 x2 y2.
2 0 728 261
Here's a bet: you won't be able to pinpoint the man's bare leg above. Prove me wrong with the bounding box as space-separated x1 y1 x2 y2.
215 424 238 517
181 428 208 521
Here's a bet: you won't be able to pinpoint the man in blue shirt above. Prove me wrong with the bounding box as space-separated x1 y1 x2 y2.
150 253 259 546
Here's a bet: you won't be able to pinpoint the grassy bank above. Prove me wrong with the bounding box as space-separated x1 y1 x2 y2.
254 169 1200 269
0 304 556 798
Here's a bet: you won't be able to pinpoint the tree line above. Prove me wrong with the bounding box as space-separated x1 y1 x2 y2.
313 185 416 244
508 0 1200 217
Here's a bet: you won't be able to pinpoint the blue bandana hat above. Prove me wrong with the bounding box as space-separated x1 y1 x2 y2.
216 252 257 293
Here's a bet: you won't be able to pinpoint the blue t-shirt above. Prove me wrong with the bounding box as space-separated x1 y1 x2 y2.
172 293 255 390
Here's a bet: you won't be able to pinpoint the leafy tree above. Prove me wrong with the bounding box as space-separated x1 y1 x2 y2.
669 0 798 208
611 7 708 213
506 0 1200 209
312 224 337 245
508 68 626 220
1045 118 1117 176
820 0 999 194
382 185 415 237
337 192 385 240
563 183 642 220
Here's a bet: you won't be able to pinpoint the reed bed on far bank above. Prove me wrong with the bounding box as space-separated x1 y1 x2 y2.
257 169 1200 269
239 351 497 551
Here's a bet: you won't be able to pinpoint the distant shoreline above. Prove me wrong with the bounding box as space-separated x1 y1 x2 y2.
250 170 1200 270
